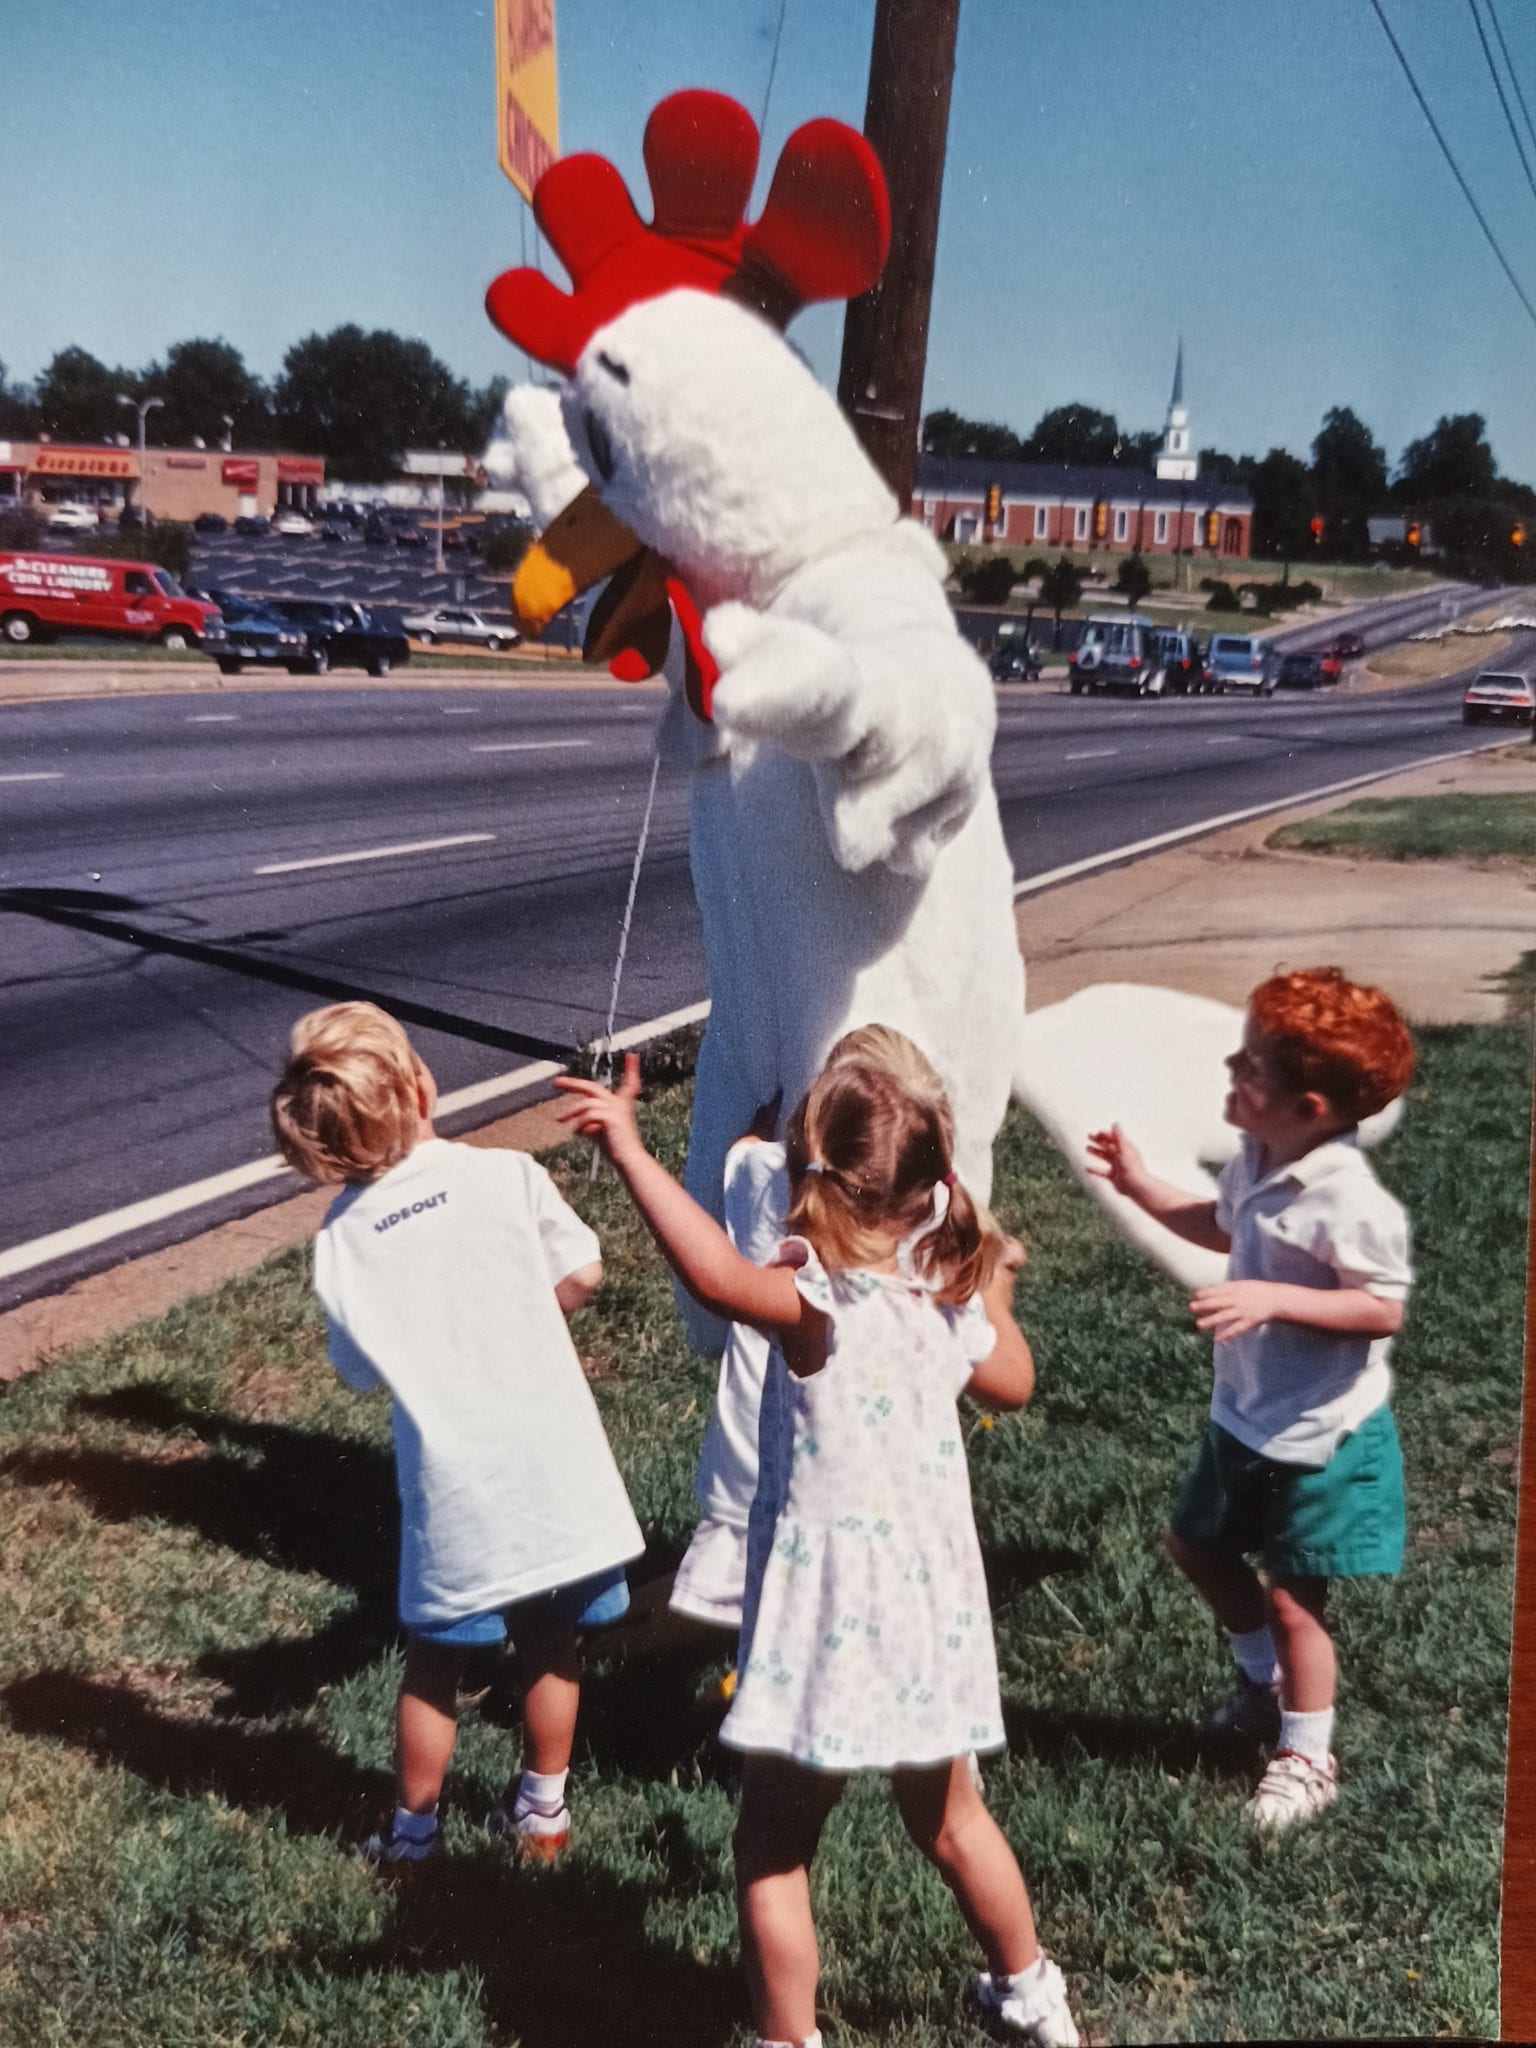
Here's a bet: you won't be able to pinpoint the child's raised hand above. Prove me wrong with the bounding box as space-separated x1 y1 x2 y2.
1085 1123 1148 1199
1190 1279 1281 1343
555 1052 645 1163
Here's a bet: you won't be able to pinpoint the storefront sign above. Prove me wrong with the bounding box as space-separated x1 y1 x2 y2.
221 459 260 487
32 447 137 478
276 456 324 483
165 454 208 470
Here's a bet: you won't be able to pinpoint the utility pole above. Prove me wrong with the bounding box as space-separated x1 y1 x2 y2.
837 0 962 512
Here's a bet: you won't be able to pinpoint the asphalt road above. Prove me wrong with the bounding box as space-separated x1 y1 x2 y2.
2 637 1528 1306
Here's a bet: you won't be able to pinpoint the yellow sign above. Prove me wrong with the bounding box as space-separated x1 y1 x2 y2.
496 0 558 202
32 447 137 478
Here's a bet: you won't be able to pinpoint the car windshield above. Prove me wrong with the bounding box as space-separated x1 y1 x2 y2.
1475 674 1527 689
152 570 185 599
277 603 333 624
1211 638 1252 657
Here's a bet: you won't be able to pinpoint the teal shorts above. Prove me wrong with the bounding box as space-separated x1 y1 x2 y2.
1169 1406 1406 1580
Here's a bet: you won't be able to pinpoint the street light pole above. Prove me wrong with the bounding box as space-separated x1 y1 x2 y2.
116 393 164 519
220 414 234 453
435 447 447 575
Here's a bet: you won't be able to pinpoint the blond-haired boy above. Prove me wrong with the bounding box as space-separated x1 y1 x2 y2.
273 1002 642 1869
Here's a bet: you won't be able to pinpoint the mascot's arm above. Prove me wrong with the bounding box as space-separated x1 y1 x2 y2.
704 554 995 879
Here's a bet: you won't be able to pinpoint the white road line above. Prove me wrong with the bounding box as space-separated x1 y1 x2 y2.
1064 748 1117 761
1013 737 1510 899
187 713 239 723
8 738 1499 1287
1205 735 1243 745
0 771 64 783
0 999 714 1284
472 739 592 754
441 706 479 714
255 832 494 875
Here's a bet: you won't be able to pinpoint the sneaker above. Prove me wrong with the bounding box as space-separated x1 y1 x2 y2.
976 1957 1080 2046
1245 1749 1339 1830
489 1791 572 1863
1204 1671 1282 1741
358 1812 440 1877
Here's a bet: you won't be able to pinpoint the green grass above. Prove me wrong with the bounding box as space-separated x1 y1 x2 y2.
0 641 210 663
0 1027 1524 2045
1270 793 1536 863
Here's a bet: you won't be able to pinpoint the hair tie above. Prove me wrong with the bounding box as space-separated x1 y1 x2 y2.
942 1170 956 1187
803 1160 826 1176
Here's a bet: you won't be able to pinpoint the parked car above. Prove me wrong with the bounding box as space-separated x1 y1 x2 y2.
1462 668 1536 724
1275 651 1330 690
318 520 348 543
401 605 519 651
988 636 1041 682
215 599 311 675
232 515 271 538
363 514 391 545
45 502 101 532
1146 627 1206 694
266 598 410 676
272 508 315 537
1330 631 1365 661
194 512 229 535
1206 633 1273 695
392 524 426 548
1069 614 1163 695
0 551 222 649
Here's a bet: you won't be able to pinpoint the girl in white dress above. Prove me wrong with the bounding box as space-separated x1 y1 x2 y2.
557 1027 1078 2048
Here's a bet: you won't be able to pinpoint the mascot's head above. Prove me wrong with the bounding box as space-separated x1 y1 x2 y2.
485 90 891 693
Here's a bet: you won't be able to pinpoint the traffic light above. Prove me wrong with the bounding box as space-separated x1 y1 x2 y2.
1512 524 1526 549
1093 500 1108 541
1405 521 1421 550
1310 515 1325 542
1204 509 1220 548
986 483 1002 525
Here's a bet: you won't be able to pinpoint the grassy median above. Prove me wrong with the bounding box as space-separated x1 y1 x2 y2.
0 1026 1524 2045
1270 792 1536 864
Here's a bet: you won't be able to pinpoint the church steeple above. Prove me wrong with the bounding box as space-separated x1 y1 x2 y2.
1156 339 1198 481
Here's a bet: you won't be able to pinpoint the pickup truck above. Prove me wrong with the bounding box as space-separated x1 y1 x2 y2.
266 599 410 677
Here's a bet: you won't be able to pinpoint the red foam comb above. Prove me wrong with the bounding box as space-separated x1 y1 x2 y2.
486 88 889 373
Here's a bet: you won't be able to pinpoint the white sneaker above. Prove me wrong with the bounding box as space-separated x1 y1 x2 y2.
489 1792 572 1862
976 1957 1080 2045
1205 1672 1282 1741
1245 1749 1339 1829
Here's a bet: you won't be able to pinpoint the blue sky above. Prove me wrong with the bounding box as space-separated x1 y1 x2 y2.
2 0 1533 482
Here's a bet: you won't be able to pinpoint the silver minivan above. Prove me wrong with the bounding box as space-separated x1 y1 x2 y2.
1206 634 1273 695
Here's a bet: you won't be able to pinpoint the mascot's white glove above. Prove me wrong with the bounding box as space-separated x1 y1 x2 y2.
703 563 994 880
486 385 589 530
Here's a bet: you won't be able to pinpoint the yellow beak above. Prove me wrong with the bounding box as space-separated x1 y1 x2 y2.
511 484 644 638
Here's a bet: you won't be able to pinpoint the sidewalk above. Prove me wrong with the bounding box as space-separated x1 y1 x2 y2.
0 655 663 706
2 742 1531 1384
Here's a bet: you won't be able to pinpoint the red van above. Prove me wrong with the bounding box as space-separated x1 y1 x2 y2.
0 552 222 650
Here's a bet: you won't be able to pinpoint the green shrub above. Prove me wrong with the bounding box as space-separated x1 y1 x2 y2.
1022 555 1049 583
1205 579 1238 610
88 522 193 582
477 518 533 575
0 504 46 550
959 555 1019 604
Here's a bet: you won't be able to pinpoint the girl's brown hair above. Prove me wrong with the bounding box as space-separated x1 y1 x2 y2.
783 1025 1002 1306
270 1002 423 1184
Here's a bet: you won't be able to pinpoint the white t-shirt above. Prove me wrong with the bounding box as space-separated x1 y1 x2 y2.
1211 1132 1412 1467
314 1138 643 1629
693 1140 788 1528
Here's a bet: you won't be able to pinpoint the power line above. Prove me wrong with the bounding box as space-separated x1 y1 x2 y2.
1365 0 1536 333
1467 0 1536 208
1488 0 1536 161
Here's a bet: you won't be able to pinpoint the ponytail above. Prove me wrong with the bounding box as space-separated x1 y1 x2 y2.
912 1173 1003 1306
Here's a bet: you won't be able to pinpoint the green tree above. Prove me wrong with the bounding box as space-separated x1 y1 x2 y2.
921 408 1026 460
1249 447 1313 558
1398 413 1498 502
1114 554 1152 608
0 361 38 437
1024 404 1120 466
34 346 140 442
1038 555 1084 647
273 326 486 482
1310 406 1386 556
142 339 271 450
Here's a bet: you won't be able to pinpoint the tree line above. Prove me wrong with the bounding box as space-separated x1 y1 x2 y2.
0 333 509 486
923 402 1535 582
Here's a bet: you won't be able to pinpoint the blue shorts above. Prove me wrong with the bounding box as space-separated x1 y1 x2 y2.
410 1564 631 1648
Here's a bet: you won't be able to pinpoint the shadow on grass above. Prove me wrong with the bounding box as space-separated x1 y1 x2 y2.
1003 1695 1261 1784
330 1846 742 2048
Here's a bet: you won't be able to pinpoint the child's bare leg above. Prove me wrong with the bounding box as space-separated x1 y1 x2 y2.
1265 1575 1334 1712
893 1758 1038 1978
735 1754 844 2044
515 1606 582 1774
397 1639 466 1811
1165 1528 1266 1633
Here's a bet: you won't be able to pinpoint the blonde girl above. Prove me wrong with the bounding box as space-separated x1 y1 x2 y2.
557 1027 1078 2048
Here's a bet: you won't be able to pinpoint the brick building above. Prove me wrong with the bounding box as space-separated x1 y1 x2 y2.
913 347 1255 559
0 441 324 520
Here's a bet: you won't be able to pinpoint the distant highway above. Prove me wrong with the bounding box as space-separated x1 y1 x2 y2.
2 627 1524 1307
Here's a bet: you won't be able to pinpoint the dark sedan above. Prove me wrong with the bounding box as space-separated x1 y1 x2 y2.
1276 651 1333 690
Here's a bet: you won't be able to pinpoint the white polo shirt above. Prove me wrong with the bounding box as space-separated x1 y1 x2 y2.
693 1140 789 1528
314 1139 643 1629
1211 1132 1412 1468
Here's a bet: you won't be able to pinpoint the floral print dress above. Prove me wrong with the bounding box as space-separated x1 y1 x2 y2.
719 1237 1006 1771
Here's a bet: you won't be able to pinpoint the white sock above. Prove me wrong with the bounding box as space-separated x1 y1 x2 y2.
994 1955 1052 1993
392 1803 438 1842
1279 1706 1334 1767
757 2036 822 2048
1227 1624 1281 1688
514 1766 569 1817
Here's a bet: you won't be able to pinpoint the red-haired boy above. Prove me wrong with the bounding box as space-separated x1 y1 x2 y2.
1088 968 1415 1828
